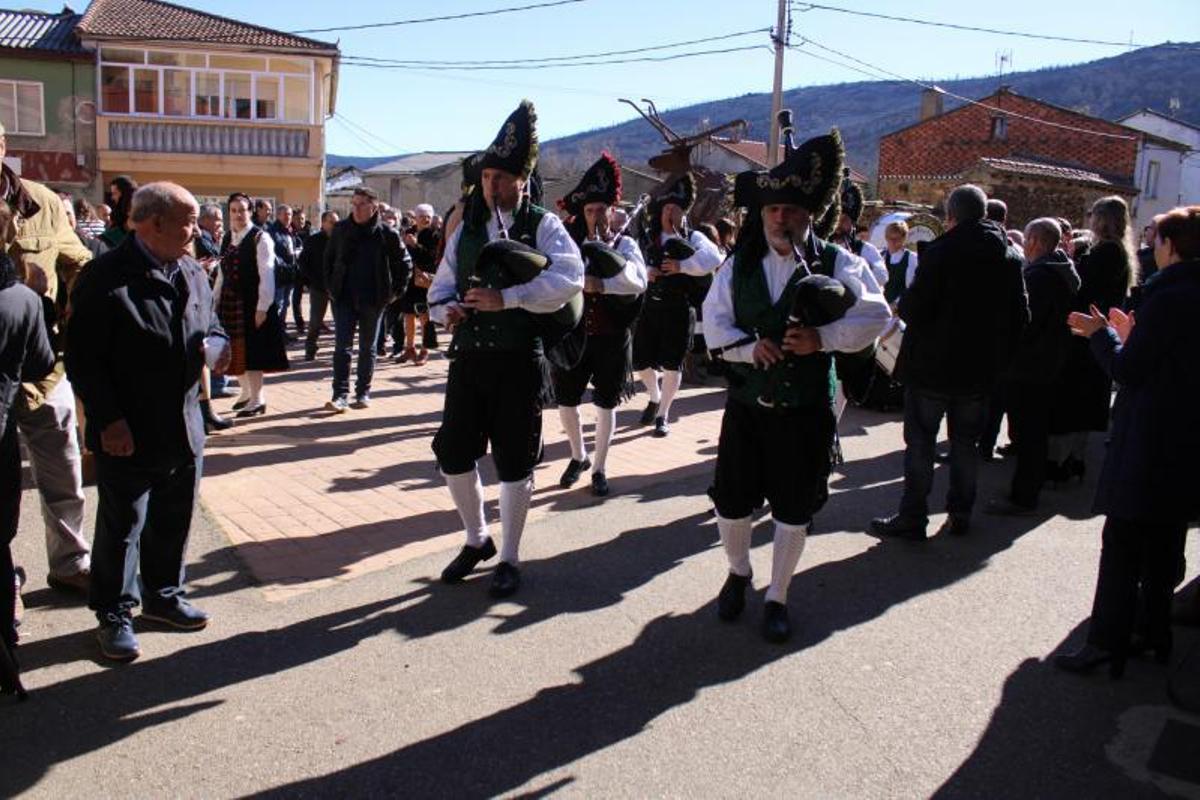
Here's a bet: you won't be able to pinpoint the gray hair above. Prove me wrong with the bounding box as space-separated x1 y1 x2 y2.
1024 217 1062 251
199 203 222 222
414 203 434 217
130 182 197 223
946 184 987 224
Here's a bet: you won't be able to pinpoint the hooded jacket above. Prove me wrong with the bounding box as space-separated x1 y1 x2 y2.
1006 248 1081 384
897 218 1029 396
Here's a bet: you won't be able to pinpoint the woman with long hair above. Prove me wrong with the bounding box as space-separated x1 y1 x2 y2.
1047 196 1136 481
215 193 288 417
1056 205 1200 678
100 175 137 248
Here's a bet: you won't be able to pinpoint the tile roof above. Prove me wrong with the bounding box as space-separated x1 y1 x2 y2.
76 0 338 54
711 137 869 183
0 7 87 56
975 156 1133 189
364 152 477 176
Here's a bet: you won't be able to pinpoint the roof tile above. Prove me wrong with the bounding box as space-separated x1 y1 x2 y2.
0 8 86 55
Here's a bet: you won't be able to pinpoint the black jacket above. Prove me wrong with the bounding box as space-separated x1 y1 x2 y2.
65 236 227 467
1090 260 1200 523
323 216 411 305
1006 249 1080 384
0 259 55 433
265 221 300 284
298 229 330 292
897 219 1029 396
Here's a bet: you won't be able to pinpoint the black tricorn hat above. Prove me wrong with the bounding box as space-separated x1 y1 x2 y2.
839 167 864 223
560 152 622 216
732 129 844 215
478 100 539 180
461 152 484 192
650 171 696 216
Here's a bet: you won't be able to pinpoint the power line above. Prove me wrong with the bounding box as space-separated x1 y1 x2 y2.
788 37 1139 141
345 28 769 66
789 2 1200 51
341 44 766 72
292 0 588 34
332 113 406 154
329 114 389 156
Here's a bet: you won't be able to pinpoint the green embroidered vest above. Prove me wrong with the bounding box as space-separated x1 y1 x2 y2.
883 249 909 304
449 201 548 357
726 242 840 411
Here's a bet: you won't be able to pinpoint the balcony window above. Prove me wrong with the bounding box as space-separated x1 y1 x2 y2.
133 68 159 114
149 50 205 68
163 69 190 116
255 75 279 121
1145 160 1161 199
270 57 309 74
0 80 44 136
101 66 131 113
209 54 267 71
101 47 143 64
225 73 252 120
194 72 220 118
283 76 309 123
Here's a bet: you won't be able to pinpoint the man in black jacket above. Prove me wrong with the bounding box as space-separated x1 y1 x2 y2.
871 184 1029 539
266 204 302 337
986 218 1080 514
322 186 411 410
1 247 56 692
66 182 229 662
300 210 338 360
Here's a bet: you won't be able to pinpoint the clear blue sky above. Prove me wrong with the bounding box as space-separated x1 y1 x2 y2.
25 0 1199 155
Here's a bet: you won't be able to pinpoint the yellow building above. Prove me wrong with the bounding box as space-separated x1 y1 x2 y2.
75 0 339 214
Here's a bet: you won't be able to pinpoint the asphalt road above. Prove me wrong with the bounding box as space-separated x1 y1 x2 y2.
3 407 1198 798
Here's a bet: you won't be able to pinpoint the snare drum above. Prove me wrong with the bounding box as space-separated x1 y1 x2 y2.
874 317 905 376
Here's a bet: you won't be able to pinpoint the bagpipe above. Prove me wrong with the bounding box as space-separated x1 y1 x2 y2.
578 193 651 306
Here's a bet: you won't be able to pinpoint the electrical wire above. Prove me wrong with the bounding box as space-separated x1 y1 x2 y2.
292 0 588 34
341 44 766 71
329 114 390 155
332 113 406 153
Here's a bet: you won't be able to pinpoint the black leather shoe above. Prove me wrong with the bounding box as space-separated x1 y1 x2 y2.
201 400 232 434
231 398 250 411
938 515 970 537
559 457 591 488
440 538 497 584
717 573 751 622
870 514 927 541
762 601 791 643
591 471 610 497
1054 644 1126 679
653 416 670 437
639 401 659 426
489 562 521 598
235 403 267 418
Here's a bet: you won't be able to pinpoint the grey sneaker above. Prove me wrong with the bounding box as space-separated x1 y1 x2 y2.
351 395 371 409
96 613 140 662
325 396 349 413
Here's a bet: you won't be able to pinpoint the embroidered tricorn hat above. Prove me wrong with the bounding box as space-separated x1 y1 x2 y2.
733 129 844 215
649 171 696 219
839 167 864 223
559 152 622 216
478 100 539 180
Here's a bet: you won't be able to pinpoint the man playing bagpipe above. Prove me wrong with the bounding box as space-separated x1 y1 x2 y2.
553 153 647 497
632 173 723 437
702 127 890 643
427 100 584 598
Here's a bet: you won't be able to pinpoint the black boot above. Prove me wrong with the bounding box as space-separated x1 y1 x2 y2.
201 399 232 433
489 562 521 598
717 573 751 621
762 601 791 643
440 538 497 584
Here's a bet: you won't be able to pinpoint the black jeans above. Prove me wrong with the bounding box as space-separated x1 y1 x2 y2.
88 454 201 619
978 381 1009 455
332 298 383 400
1006 381 1052 508
899 386 987 524
291 282 306 329
1087 516 1188 653
1 418 20 646
305 288 330 356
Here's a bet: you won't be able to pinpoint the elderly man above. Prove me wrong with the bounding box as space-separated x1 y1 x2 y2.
871 185 1028 540
704 129 890 642
986 218 1080 515
400 202 441 362
66 182 229 662
428 100 583 598
0 122 95 596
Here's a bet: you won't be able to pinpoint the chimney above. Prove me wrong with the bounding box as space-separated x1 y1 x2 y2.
920 87 944 122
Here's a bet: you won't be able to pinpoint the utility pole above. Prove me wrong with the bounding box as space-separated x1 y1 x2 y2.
767 0 787 167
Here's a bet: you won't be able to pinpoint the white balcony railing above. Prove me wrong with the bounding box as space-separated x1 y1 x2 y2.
108 121 311 158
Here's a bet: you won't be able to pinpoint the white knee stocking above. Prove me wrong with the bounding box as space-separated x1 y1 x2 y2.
557 405 586 462
443 468 488 547
499 476 533 565
765 519 808 604
659 370 682 420
717 514 753 577
593 406 616 473
639 369 661 403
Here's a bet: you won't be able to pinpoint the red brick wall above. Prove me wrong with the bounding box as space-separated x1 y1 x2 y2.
878 92 1138 182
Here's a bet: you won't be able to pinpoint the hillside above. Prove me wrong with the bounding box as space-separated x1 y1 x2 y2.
539 42 1200 178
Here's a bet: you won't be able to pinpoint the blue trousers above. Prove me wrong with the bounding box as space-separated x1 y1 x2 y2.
331 298 383 400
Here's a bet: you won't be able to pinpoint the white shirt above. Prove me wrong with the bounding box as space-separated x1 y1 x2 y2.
662 230 723 276
856 240 888 287
428 208 584 323
601 235 648 295
883 247 920 288
702 244 892 364
212 225 275 312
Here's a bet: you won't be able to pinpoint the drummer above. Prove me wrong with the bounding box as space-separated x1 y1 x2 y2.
553 153 647 497
427 100 584 599
881 220 919 307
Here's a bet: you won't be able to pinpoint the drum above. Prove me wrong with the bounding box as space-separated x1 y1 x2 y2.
874 317 905 376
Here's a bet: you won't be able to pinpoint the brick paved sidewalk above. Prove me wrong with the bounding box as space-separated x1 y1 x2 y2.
202 337 728 601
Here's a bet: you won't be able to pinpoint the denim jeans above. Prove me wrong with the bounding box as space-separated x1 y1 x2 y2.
332 298 383 400
274 282 292 337
898 386 987 523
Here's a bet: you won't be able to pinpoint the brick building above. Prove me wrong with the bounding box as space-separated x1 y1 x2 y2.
878 88 1146 226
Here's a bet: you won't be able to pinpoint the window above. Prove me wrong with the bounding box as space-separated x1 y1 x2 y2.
0 80 45 135
990 116 1008 141
209 54 267 71
133 68 159 114
254 75 279 121
149 50 205 67
163 70 190 116
283 76 309 123
225 73 251 119
194 72 220 117
101 66 131 113
1145 160 1161 199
